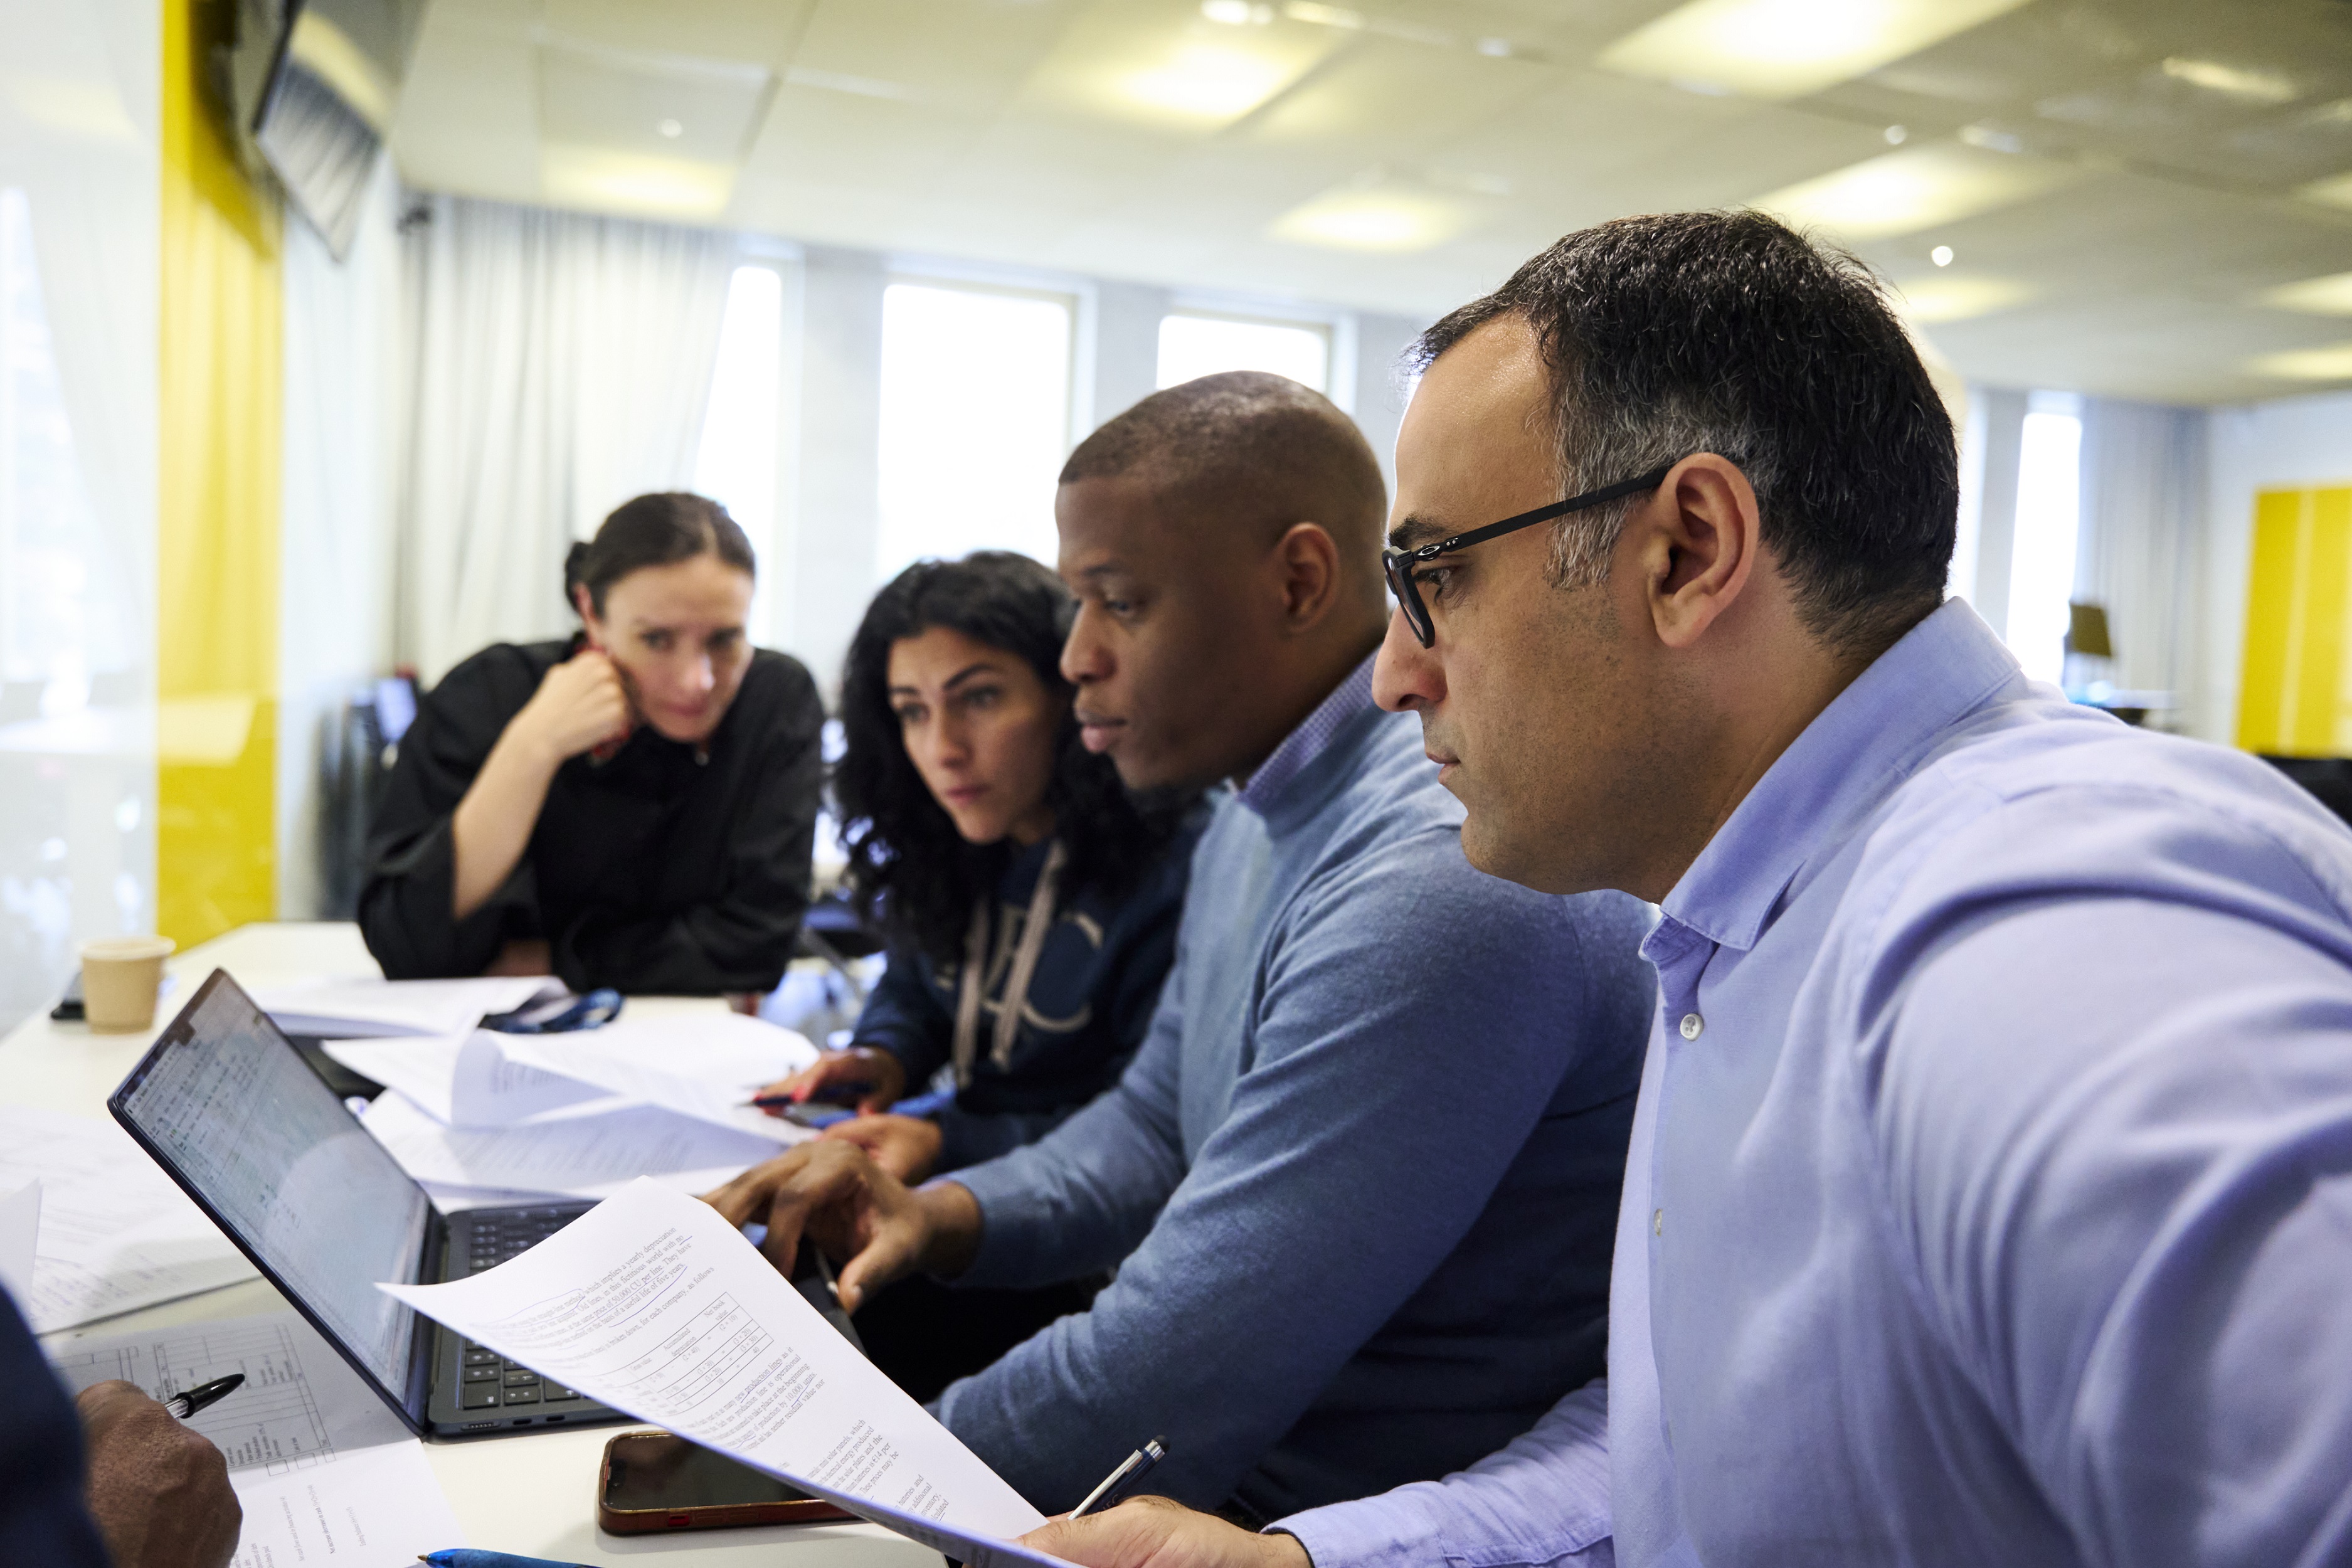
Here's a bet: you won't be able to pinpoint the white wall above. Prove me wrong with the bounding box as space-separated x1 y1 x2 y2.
2195 389 2352 746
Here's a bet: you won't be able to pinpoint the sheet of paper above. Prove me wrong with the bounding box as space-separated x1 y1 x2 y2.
0 1105 258 1332
498 1013 820 1142
320 1032 624 1126
250 976 559 1038
383 1179 1069 1568
49 1310 465 1565
0 1179 40 1302
359 1089 790 1200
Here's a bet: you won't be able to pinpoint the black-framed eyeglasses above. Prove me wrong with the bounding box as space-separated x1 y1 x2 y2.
1382 464 1675 647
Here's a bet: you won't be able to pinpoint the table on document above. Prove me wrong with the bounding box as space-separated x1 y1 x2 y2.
0 921 938 1567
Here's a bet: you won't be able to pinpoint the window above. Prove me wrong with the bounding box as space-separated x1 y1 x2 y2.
694 264 785 637
0 186 109 688
2005 393 2083 686
1157 312 1330 393
876 281 1074 580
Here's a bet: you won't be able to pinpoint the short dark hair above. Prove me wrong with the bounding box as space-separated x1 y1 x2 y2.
1060 371 1387 576
1414 211 1956 657
564 492 755 616
835 551 1194 962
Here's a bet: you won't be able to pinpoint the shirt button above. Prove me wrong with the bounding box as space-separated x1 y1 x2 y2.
1679 1012 1703 1040
1653 1207 1664 1237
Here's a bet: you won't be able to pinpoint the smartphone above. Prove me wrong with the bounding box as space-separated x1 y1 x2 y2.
598 1429 854 1534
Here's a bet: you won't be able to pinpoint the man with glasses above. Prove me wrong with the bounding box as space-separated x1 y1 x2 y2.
712 371 1654 1519
1023 213 2352 1567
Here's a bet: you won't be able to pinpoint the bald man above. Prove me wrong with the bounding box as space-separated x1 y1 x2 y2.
709 374 1652 1520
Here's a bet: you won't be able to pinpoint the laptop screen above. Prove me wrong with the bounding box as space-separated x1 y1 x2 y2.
114 973 433 1401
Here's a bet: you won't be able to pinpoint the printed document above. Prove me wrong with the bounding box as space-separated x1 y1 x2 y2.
50 1308 467 1565
0 1179 38 1301
249 975 558 1037
0 1105 257 1332
359 1089 791 1200
497 1012 818 1140
321 1031 624 1126
383 1179 1071 1568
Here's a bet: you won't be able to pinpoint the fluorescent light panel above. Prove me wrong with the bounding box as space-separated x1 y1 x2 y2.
2299 172 2352 211
2261 272 2352 316
539 146 734 219
2249 342 2352 381
1597 0 2031 100
1749 142 2077 240
1894 275 2033 323
1269 183 1465 251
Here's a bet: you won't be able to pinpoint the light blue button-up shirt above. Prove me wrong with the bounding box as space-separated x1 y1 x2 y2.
1281 599 2352 1567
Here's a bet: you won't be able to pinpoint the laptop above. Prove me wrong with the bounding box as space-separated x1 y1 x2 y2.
109 968 625 1438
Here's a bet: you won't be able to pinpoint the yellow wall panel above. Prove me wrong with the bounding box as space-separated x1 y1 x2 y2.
157 0 282 945
2237 489 2304 753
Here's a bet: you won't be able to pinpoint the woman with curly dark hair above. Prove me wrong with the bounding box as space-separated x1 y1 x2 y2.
758 551 1200 1188
753 551 1199 1401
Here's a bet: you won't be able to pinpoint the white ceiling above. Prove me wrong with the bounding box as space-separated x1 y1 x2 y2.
390 0 2352 404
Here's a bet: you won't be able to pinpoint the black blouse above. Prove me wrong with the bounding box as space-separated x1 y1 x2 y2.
358 639 825 995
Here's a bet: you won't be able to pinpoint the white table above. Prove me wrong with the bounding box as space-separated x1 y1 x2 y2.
0 922 938 1567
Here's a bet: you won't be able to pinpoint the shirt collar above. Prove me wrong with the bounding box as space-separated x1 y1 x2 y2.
1234 652 1380 817
1656 598 2028 955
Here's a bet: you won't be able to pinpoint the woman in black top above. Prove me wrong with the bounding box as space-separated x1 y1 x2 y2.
759 551 1198 1182
359 493 824 995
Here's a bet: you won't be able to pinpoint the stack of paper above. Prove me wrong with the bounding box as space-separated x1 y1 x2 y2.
0 1106 259 1333
385 1180 1071 1568
327 1015 822 1204
50 1309 469 1567
248 975 562 1038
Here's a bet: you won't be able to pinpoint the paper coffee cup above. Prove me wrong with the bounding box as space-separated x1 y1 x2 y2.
78 936 174 1033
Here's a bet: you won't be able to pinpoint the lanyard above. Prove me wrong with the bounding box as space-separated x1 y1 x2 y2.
951 838 1069 1089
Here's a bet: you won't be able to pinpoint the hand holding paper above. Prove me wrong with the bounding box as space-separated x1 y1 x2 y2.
381 1179 1071 1568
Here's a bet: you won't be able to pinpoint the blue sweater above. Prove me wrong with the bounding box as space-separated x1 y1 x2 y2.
938 658 1653 1518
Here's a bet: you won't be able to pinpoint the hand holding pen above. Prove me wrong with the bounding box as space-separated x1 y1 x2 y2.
165 1374 245 1421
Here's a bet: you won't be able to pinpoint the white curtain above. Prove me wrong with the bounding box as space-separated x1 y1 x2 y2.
395 193 735 684
2074 398 2207 707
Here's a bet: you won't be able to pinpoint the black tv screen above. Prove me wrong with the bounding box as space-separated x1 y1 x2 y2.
223 0 423 260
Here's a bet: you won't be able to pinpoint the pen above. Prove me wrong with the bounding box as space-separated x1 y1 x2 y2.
1070 1436 1167 1518
418 1552 594 1567
165 1374 244 1421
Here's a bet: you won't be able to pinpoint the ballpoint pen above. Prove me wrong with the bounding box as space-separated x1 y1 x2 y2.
165 1374 245 1421
418 1552 594 1567
1071 1436 1168 1518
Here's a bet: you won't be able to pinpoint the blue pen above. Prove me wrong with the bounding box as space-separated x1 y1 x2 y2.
418 1552 593 1567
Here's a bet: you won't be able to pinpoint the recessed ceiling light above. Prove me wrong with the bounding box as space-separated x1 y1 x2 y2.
1884 124 1908 144
1270 185 1465 252
1749 142 2077 240
540 147 732 219
1285 2 1364 28
2299 171 2352 211
1895 275 2030 322
2259 272 2352 316
2161 56 2298 105
2247 342 2352 381
656 118 682 137
1596 0 2030 101
1931 244 1953 265
1121 42 1296 120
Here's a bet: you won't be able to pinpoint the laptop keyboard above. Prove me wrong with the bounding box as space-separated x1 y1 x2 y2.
452 1207 588 1412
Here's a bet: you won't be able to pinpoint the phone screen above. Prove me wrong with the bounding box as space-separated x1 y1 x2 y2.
603 1434 812 1511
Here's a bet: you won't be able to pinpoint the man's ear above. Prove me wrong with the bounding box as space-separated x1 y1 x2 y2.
1270 521 1343 632
1629 455 1761 650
